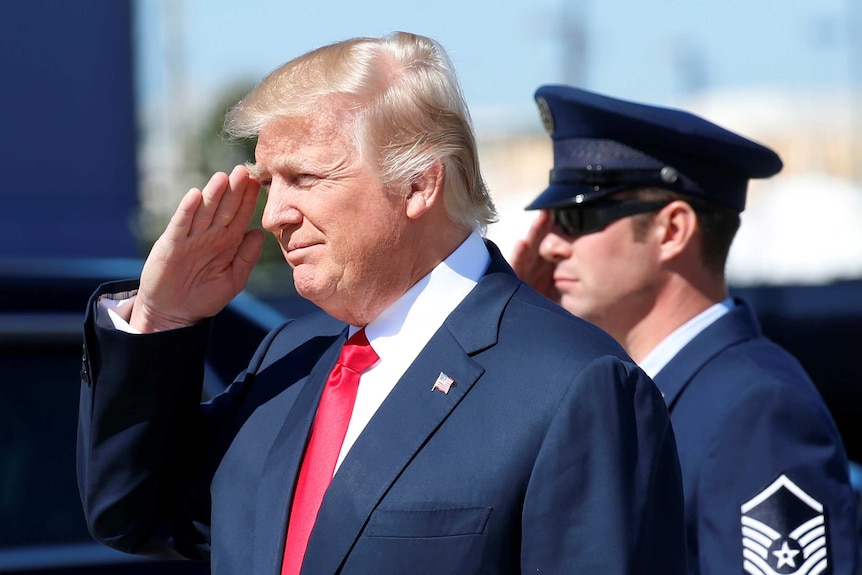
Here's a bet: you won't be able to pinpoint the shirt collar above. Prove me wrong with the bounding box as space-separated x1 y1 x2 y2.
352 231 490 363
639 298 735 379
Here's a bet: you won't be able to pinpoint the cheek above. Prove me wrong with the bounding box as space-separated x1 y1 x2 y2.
576 239 635 288
575 236 618 272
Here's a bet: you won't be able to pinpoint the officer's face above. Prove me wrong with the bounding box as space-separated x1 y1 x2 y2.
538 210 662 342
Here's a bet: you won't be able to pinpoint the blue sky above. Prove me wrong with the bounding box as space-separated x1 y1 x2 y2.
131 0 862 284
133 0 858 131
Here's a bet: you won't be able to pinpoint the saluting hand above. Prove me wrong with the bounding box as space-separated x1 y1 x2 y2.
510 210 560 303
130 165 265 333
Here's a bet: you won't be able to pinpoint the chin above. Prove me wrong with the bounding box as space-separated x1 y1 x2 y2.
291 270 319 300
293 282 321 303
562 300 596 324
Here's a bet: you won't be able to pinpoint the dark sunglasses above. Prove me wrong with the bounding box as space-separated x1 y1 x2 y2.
551 199 672 237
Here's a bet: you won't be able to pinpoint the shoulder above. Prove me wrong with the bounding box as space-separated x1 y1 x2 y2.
703 334 822 410
672 329 835 445
676 331 847 480
675 300 821 410
503 282 631 360
669 318 846 464
489 285 658 411
248 310 345 373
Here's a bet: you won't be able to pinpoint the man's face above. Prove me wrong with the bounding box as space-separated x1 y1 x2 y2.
252 110 411 322
538 209 661 337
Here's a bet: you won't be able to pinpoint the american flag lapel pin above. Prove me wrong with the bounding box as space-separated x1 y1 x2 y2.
432 372 455 395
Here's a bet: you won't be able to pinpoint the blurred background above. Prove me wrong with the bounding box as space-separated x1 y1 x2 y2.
4 0 862 285
134 0 862 287
1 0 861 571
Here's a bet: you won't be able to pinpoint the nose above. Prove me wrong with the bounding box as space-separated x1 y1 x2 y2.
538 229 573 263
261 183 303 233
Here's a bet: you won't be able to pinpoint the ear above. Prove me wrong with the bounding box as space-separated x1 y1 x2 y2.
405 161 444 220
656 200 698 263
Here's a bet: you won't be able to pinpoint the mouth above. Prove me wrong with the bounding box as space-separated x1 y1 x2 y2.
284 239 321 263
287 240 316 251
553 274 578 283
553 276 579 290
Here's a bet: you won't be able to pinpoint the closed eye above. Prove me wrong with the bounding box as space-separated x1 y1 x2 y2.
295 173 319 186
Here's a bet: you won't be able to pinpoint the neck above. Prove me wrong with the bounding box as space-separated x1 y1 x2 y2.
621 273 727 363
334 223 472 327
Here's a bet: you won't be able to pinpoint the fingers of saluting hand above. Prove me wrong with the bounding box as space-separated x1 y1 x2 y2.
133 168 263 332
511 210 552 277
184 165 259 237
158 166 251 242
230 228 266 288
527 210 552 247
511 211 560 301
231 166 263 236
157 166 262 286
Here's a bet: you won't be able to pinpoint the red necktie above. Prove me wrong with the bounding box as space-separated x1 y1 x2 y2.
281 329 378 575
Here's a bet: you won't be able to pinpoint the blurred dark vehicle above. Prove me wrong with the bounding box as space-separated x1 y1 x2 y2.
0 258 288 574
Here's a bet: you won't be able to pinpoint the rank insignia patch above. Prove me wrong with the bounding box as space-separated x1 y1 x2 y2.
741 474 830 575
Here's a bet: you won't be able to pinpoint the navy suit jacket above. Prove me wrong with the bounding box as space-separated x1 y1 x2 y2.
78 243 687 574
654 298 860 575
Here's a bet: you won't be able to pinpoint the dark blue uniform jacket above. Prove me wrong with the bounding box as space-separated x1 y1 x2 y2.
656 298 860 575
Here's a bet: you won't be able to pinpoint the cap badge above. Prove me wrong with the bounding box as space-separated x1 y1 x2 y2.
535 96 555 135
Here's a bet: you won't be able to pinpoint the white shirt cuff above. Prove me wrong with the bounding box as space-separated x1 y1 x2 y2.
96 291 141 334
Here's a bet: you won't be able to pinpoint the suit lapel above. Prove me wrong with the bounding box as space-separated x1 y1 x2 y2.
300 245 520 574
301 332 485 574
655 298 761 409
252 327 348 575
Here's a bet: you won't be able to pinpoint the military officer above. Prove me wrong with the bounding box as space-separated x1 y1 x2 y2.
513 84 861 575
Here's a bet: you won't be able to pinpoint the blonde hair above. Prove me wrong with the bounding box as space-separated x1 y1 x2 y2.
224 31 496 232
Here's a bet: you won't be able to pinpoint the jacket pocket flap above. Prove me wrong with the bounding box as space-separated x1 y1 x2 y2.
366 506 493 538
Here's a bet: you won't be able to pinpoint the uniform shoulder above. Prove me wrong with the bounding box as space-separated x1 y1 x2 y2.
502 283 632 362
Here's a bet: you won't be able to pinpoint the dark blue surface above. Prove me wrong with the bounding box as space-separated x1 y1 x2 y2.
0 258 289 574
0 0 137 258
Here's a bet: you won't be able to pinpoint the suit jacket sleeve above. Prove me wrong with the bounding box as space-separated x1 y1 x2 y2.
521 355 687 574
77 280 220 560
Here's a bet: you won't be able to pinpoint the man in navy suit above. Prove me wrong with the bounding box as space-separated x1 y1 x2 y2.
513 84 861 574
76 34 686 574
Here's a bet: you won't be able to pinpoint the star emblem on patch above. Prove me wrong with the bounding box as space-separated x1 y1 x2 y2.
741 474 830 575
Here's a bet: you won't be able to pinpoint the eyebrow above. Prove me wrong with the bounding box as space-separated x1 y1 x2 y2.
245 156 302 181
249 152 334 183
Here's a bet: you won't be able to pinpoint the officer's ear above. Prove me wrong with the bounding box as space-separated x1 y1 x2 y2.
655 200 698 263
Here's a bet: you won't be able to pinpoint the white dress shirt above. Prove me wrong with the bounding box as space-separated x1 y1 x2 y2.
337 231 489 470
